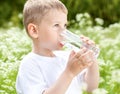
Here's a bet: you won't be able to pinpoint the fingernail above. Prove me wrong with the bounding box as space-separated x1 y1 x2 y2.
72 50 76 54
87 41 92 44
80 35 84 38
81 46 84 49
83 47 87 51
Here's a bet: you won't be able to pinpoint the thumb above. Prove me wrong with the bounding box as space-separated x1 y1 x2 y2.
69 50 76 58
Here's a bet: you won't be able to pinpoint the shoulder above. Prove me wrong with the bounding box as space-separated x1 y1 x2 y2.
21 52 36 65
19 52 41 73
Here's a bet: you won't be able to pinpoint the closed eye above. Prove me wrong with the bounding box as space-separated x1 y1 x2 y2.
64 24 68 28
54 24 59 27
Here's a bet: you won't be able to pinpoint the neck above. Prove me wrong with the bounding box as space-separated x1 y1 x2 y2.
32 44 55 57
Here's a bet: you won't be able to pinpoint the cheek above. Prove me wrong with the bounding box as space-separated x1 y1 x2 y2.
41 30 58 43
48 31 58 42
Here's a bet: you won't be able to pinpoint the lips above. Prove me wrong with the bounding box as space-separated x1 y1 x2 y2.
59 41 65 47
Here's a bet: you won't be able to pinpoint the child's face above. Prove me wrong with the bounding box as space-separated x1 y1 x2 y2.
36 9 67 50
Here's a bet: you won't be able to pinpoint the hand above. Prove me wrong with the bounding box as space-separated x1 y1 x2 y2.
66 47 96 78
80 35 100 58
80 35 95 48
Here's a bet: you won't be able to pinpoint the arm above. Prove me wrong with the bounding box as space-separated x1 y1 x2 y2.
80 35 100 92
44 47 99 94
85 61 99 92
44 49 90 94
44 69 74 94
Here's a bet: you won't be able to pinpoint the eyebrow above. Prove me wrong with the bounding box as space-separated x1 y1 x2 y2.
53 21 68 24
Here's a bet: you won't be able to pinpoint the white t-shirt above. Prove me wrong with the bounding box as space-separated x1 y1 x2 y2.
16 51 86 94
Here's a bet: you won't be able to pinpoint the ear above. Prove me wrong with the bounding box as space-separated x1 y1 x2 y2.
27 23 38 38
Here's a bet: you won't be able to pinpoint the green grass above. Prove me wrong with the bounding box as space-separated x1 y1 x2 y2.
0 13 120 94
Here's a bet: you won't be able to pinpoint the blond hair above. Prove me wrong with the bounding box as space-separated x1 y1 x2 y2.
23 0 68 32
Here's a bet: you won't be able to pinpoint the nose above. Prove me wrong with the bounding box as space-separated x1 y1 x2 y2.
59 30 67 42
58 27 66 35
57 25 67 38
57 24 66 33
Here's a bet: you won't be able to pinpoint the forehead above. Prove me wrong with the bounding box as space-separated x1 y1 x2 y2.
42 9 67 23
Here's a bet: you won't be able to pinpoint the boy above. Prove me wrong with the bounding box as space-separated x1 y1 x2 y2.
16 0 99 94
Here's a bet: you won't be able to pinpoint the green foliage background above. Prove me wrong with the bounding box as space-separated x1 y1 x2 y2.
61 0 120 26
0 0 120 27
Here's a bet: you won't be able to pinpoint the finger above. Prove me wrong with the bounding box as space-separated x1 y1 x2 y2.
80 35 90 45
81 35 89 40
80 35 95 45
87 61 94 67
78 59 90 68
79 50 95 67
75 47 87 58
81 37 89 43
87 40 95 45
80 50 94 63
80 35 85 39
80 35 89 39
82 38 95 45
69 50 76 58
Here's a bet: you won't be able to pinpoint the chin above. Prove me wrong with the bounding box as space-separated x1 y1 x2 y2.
57 48 63 50
52 43 64 51
54 46 63 51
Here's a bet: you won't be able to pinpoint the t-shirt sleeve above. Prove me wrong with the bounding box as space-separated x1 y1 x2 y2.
16 60 47 94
